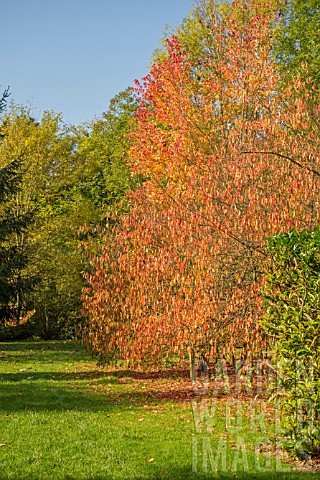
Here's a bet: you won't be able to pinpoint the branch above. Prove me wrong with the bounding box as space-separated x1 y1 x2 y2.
0 87 10 114
241 151 320 177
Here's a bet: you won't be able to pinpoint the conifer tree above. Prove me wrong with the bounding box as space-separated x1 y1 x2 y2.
0 90 34 324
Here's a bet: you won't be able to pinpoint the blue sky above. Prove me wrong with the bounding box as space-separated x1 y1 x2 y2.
1 0 195 125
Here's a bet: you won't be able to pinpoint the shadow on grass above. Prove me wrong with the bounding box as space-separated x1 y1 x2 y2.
0 340 87 364
0 469 314 480
110 368 190 380
0 377 195 412
0 340 195 411
0 368 190 382
0 371 120 382
0 342 189 378
0 382 113 413
0 341 76 351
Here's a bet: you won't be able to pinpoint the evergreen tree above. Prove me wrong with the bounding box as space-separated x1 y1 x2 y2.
0 91 34 324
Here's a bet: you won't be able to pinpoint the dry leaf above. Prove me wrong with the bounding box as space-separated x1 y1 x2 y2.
146 458 154 463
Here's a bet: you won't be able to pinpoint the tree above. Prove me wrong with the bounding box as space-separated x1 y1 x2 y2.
76 88 140 213
81 0 320 377
0 89 141 337
0 106 87 332
0 87 10 116
274 0 320 88
0 92 34 323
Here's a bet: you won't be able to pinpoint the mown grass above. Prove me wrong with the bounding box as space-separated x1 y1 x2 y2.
0 341 318 480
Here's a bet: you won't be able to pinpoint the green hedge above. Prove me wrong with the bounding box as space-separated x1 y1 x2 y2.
262 227 320 454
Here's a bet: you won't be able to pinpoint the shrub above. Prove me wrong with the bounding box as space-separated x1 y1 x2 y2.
0 322 35 341
262 227 320 454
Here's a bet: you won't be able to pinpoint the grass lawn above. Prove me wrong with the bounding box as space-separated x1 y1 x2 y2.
0 340 318 480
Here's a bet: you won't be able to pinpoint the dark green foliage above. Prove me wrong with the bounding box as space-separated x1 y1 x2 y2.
0 321 34 341
0 158 21 204
0 159 35 323
0 87 10 115
262 227 320 453
0 95 36 325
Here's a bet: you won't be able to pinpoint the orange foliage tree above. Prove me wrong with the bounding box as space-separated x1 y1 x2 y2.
81 0 320 376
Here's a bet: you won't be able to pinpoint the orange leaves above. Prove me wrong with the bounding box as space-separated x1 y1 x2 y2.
81 0 320 369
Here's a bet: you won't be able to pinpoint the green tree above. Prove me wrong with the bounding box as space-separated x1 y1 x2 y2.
0 89 140 338
76 88 139 213
274 0 320 88
0 106 86 333
0 82 142 337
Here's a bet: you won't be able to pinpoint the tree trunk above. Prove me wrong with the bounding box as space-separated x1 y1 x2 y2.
189 352 197 383
15 291 21 326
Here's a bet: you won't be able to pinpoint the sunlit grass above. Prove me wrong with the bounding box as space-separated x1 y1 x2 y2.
0 341 318 479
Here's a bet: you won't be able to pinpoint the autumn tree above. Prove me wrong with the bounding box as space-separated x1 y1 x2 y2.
82 0 320 377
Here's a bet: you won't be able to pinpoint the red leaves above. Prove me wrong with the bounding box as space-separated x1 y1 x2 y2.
82 0 320 369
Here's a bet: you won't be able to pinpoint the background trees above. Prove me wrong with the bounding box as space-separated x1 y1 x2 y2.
0 91 35 325
274 0 320 88
0 158 33 323
0 87 139 338
76 88 139 212
0 106 81 334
